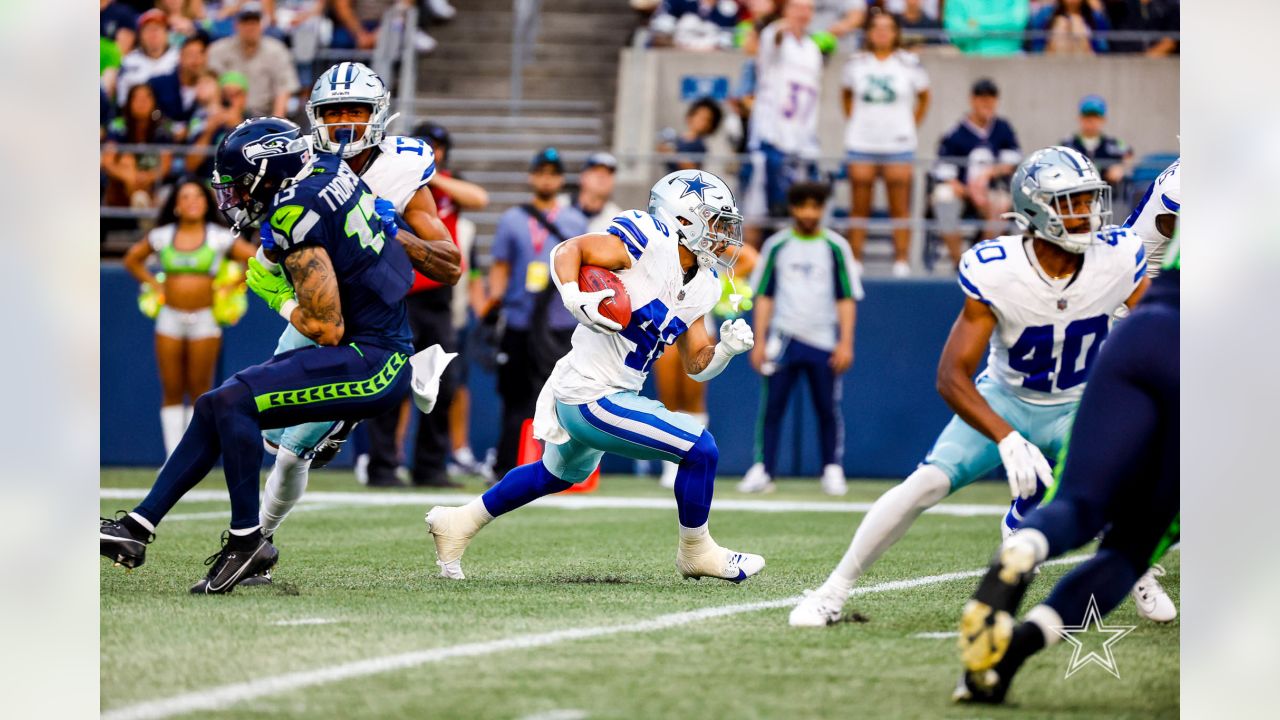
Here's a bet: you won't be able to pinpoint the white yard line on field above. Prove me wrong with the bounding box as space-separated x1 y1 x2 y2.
100 488 1009 517
912 631 960 639
518 711 588 720
270 618 340 627
100 555 1091 720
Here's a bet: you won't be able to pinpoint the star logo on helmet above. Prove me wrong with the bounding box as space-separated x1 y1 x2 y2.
677 174 714 202
1025 160 1053 184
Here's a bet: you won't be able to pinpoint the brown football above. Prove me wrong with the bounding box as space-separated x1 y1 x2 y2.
577 265 631 329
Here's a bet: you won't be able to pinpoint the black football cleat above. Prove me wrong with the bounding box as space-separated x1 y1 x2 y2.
190 531 279 595
958 542 1038 673
237 536 275 587
100 513 153 569
952 667 1012 705
311 420 358 469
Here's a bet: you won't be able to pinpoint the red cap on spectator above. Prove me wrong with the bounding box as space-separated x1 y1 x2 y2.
137 9 167 30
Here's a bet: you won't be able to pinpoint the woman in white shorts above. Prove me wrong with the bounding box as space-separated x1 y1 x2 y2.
122 178 256 456
841 9 930 276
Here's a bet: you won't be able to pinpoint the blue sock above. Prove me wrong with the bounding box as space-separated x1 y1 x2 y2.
134 380 264 530
1003 480 1048 531
481 461 572 517
674 431 718 528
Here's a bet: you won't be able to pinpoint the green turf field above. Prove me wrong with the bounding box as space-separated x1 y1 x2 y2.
101 468 1179 719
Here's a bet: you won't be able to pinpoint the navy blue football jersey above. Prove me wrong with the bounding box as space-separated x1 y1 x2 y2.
265 151 413 352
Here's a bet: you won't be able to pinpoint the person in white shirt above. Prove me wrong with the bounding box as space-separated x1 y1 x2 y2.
751 0 824 218
841 9 930 276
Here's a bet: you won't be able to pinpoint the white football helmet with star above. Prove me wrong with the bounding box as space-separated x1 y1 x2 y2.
648 169 744 270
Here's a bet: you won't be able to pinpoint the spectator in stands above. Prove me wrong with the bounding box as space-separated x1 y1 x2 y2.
1061 94 1133 186
931 78 1022 266
148 34 210 124
101 83 180 210
117 10 180 106
156 0 205 40
332 0 437 53
650 0 742 51
944 0 1029 56
1029 0 1111 54
1109 0 1179 56
659 97 724 175
480 147 589 479
751 0 824 219
208 3 300 117
413 122 491 479
121 178 257 458
563 153 622 234
101 0 139 54
810 0 866 44
841 9 930 276
893 0 945 45
740 181 861 496
184 71 249 180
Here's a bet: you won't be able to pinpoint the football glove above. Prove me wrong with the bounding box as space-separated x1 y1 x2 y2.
373 197 399 241
997 431 1053 500
559 284 622 334
246 257 297 317
718 318 755 356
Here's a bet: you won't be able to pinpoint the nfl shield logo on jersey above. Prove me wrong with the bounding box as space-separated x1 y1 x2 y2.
1057 298 1069 311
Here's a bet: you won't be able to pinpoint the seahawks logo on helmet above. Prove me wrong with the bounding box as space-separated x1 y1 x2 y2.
242 131 307 163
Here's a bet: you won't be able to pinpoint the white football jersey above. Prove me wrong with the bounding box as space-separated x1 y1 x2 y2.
958 229 1147 406
547 209 722 405
841 50 929 154
1122 158 1179 277
751 22 824 157
305 134 437 213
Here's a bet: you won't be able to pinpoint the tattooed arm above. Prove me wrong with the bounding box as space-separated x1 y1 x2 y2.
675 316 718 375
399 186 462 285
284 246 345 346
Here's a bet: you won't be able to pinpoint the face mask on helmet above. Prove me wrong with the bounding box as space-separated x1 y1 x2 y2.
1029 185 1111 253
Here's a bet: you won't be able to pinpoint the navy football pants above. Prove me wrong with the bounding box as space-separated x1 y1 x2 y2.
756 338 843 476
1020 297 1180 624
135 342 411 530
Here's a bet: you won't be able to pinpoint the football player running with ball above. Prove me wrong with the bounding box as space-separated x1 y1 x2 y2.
790 147 1149 626
425 169 766 583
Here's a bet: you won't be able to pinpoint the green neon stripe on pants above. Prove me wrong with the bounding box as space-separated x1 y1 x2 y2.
254 352 407 412
1150 514 1179 565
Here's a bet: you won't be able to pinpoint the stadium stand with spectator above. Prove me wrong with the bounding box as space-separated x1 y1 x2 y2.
207 3 301 117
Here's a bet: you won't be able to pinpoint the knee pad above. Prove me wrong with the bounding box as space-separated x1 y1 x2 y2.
683 431 719 469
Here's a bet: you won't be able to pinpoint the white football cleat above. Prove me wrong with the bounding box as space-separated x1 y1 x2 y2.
820 464 847 496
659 461 678 490
1132 564 1177 622
736 463 775 494
676 535 764 583
789 586 846 627
424 506 480 580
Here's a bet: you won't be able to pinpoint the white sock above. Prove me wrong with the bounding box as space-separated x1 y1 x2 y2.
160 405 186 458
1025 603 1065 646
690 412 709 429
229 524 260 536
823 464 951 596
260 448 312 538
679 522 710 546
461 496 494 528
182 404 192 429
128 511 155 533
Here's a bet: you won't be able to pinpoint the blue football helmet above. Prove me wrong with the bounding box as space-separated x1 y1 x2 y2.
212 117 312 232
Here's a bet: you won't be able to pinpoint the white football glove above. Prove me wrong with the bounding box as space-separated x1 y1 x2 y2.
718 318 754 356
997 431 1054 499
559 284 622 334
